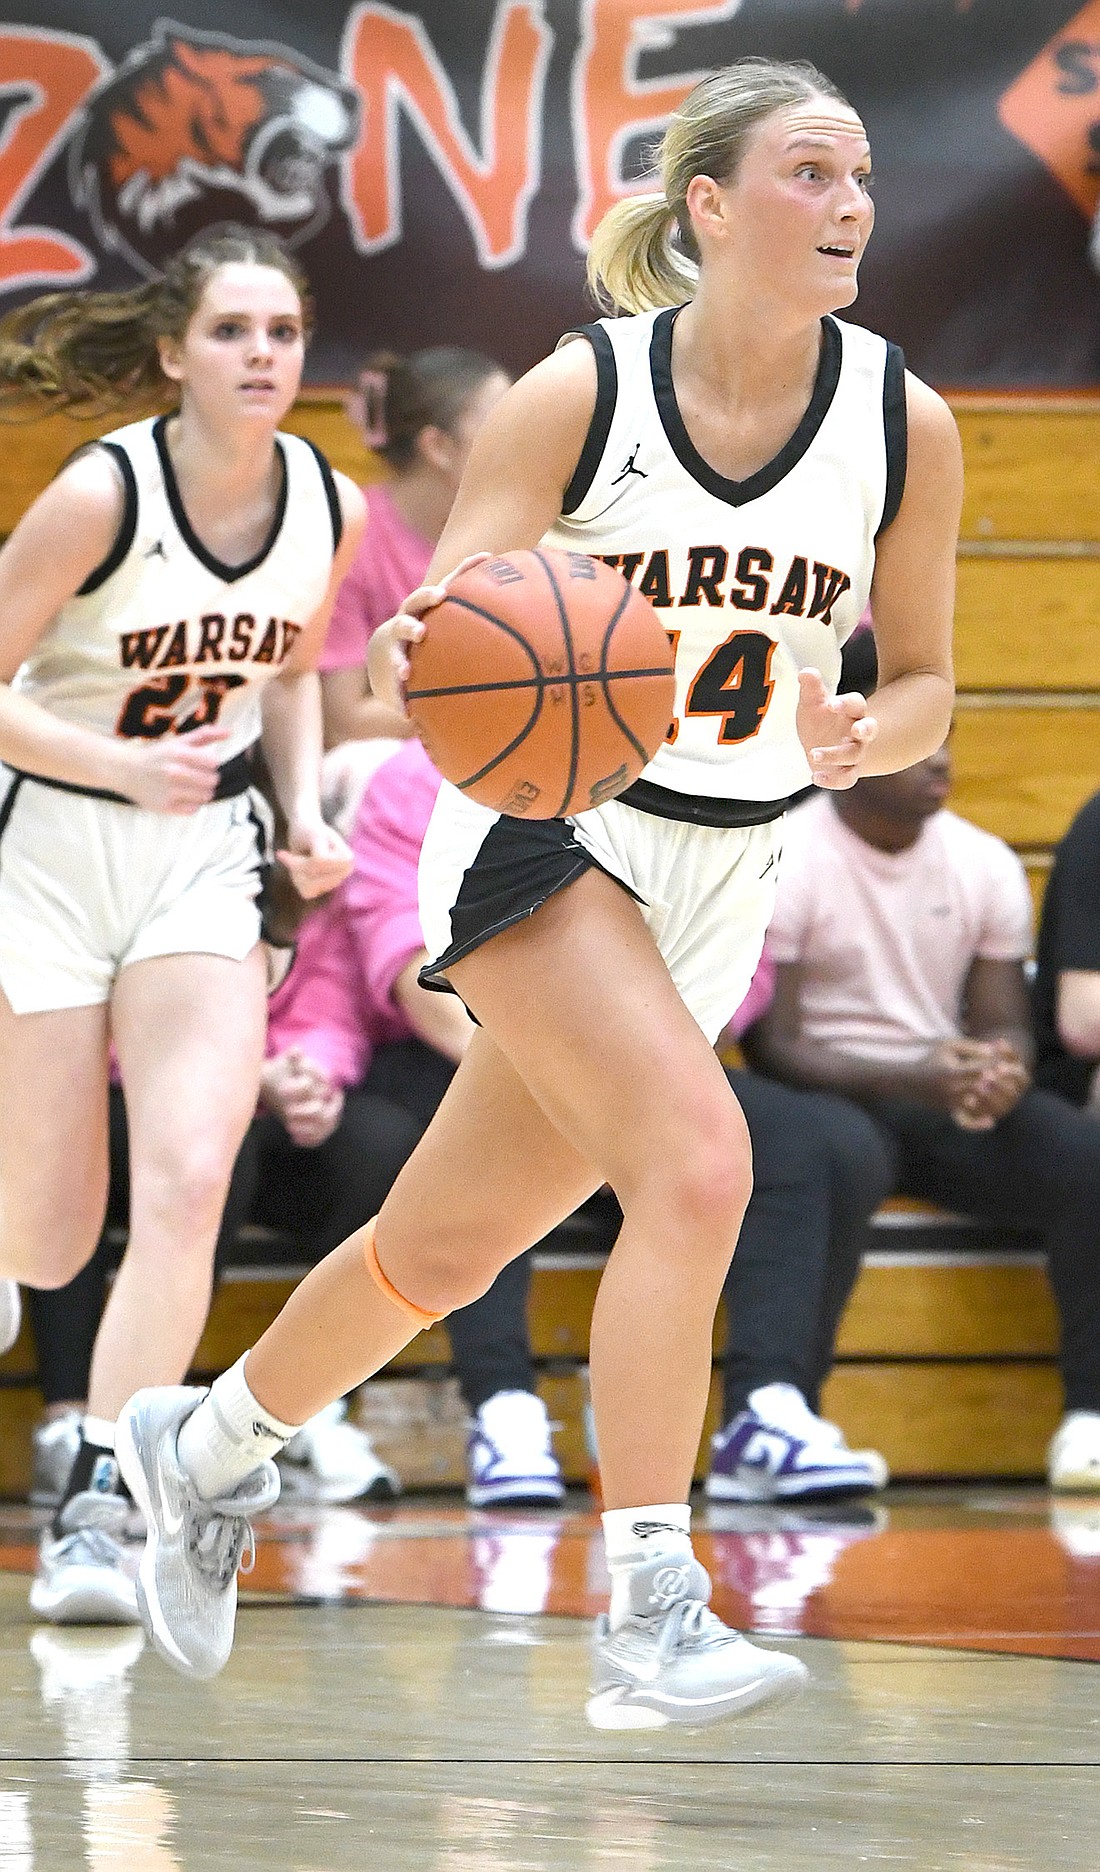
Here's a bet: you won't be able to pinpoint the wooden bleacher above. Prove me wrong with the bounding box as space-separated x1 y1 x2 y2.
0 392 1097 1496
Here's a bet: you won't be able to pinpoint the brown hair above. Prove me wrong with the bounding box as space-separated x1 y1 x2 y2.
354 347 506 471
587 58 853 315
0 223 311 418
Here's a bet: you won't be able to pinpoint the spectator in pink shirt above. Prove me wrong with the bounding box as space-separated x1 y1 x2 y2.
319 349 510 750
749 738 1100 1493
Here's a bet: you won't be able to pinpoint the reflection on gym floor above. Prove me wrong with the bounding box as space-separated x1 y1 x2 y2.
3 1488 1100 1871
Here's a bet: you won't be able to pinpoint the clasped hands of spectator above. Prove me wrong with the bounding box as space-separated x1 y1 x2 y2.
923 1037 1031 1132
260 1047 345 1148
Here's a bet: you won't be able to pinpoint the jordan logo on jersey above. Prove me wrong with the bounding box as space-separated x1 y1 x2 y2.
598 545 851 623
610 444 647 486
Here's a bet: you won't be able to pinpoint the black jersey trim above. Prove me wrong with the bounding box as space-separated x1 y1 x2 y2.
72 443 139 596
152 414 289 583
0 771 24 846
299 435 343 553
560 323 618 516
877 343 908 537
2 747 256 808
618 777 789 828
650 308 843 509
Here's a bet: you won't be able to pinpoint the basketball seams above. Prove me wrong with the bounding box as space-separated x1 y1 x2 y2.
408 665 671 700
455 711 555 792
598 583 652 768
410 587 545 793
420 593 544 675
533 548 581 817
406 547 674 818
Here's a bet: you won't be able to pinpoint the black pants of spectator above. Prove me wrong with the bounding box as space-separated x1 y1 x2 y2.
363 1038 541 1413
718 1071 895 1423
27 1080 422 1407
367 1049 895 1424
857 1087 1100 1412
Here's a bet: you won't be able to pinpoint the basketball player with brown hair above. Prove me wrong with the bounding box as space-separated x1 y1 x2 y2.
121 59 960 1726
0 225 361 1620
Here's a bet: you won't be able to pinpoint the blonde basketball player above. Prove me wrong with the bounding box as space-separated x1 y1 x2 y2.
121 62 960 1724
0 225 362 1622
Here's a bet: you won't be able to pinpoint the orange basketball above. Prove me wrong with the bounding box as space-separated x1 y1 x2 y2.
406 548 675 818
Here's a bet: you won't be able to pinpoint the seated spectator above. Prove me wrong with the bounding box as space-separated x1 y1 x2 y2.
320 348 510 751
746 740 1100 1493
1032 787 1100 1113
713 957 893 1501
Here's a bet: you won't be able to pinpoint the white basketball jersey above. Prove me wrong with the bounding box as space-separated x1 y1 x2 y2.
542 308 906 809
14 415 341 763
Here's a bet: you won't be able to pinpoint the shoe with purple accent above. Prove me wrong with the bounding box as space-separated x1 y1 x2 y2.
466 1391 565 1507
706 1383 886 1503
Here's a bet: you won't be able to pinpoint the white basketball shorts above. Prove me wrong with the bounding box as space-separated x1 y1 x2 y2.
0 769 269 1014
418 781 784 1044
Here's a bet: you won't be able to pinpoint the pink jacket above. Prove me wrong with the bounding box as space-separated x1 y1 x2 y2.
266 741 443 1084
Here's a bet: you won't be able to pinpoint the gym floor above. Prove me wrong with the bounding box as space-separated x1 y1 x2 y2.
2 1486 1098 1870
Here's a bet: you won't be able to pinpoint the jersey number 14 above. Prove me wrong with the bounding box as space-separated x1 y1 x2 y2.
666 628 776 746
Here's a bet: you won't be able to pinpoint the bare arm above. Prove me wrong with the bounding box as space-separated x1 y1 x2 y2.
263 473 364 817
862 374 961 772
424 339 597 580
260 475 366 896
393 952 476 1064
797 376 962 788
747 960 998 1114
0 450 236 809
1056 972 1100 1060
962 956 1033 1065
319 665 413 748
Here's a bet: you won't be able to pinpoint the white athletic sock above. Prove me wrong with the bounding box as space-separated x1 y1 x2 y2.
176 1354 303 1501
601 1503 693 1630
81 1415 116 1451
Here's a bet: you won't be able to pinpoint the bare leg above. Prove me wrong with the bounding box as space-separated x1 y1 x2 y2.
250 871 749 1508
448 874 750 1507
97 949 267 1417
0 988 111 1286
245 1030 601 1422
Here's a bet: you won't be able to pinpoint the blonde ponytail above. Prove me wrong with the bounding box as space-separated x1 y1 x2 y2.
587 57 853 317
586 192 697 316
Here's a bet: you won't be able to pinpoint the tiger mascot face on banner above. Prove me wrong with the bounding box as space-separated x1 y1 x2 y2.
69 19 360 276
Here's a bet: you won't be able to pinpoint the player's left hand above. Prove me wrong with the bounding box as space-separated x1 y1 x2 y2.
796 668 879 790
276 818 353 899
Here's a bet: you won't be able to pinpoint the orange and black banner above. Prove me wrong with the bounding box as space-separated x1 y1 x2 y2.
2 2 1096 387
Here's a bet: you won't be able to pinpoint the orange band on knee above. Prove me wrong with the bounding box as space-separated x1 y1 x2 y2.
363 1219 445 1330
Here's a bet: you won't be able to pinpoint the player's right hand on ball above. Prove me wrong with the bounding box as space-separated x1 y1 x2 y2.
367 551 491 716
117 725 228 813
